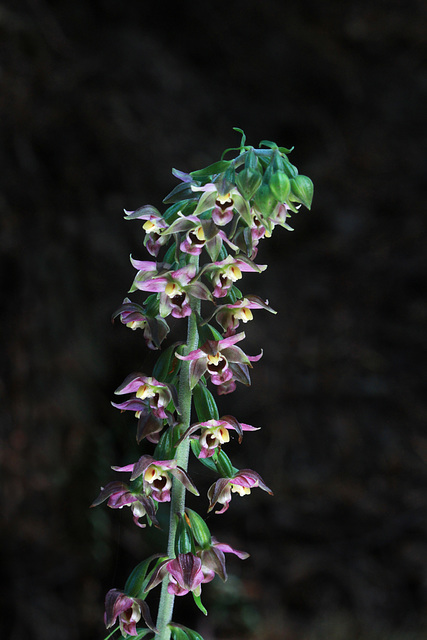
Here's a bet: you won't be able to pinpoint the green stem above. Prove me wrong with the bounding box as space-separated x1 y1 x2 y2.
155 262 201 640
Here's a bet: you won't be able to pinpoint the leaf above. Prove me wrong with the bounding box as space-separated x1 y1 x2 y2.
152 342 182 384
124 557 157 599
190 160 231 179
193 382 219 421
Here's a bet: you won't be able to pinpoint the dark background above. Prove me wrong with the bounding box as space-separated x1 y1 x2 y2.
1 1 427 638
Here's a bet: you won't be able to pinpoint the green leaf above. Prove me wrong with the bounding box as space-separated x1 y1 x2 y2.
170 626 205 640
154 426 180 461
197 322 223 345
152 342 182 383
124 558 155 598
192 592 208 616
190 440 217 472
193 382 219 421
163 182 196 204
190 160 231 179
144 293 160 317
290 175 314 209
170 627 190 640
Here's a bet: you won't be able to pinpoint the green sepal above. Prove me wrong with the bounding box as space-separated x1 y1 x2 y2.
124 557 156 599
191 440 217 472
190 160 232 180
214 449 237 478
154 425 181 461
281 156 299 178
152 342 182 383
193 381 220 422
175 514 196 556
289 175 314 209
192 592 208 616
185 508 212 548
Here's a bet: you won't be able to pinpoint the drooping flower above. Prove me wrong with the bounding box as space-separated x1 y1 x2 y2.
191 183 250 227
113 373 178 421
198 537 249 582
203 255 267 298
215 294 276 337
161 212 239 260
145 553 208 597
180 416 259 458
175 332 262 394
124 206 169 257
91 481 159 528
111 297 170 349
131 260 212 318
104 588 157 636
113 455 199 503
207 469 273 514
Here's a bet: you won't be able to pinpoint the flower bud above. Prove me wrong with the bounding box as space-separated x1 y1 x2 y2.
185 508 212 548
235 166 262 200
269 171 291 202
290 175 314 209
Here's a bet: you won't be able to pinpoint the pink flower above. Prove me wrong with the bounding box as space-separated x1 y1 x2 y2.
145 553 209 597
131 261 211 318
112 455 199 503
215 294 276 337
191 183 250 227
113 373 177 420
175 332 262 394
91 481 159 528
124 206 169 257
104 589 156 636
204 255 266 298
207 469 273 514
180 416 259 458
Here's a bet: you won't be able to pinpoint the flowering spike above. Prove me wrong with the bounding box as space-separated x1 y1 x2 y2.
95 132 313 638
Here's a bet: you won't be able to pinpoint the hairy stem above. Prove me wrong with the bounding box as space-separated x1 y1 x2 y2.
155 262 200 640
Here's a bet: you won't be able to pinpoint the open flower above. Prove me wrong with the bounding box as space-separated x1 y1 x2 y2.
204 255 266 298
180 416 259 458
198 537 249 582
131 261 212 318
207 469 273 514
191 183 250 227
112 298 170 349
145 553 208 597
175 332 262 394
113 373 178 421
113 455 199 503
215 294 276 337
91 481 159 528
124 206 169 257
104 589 157 636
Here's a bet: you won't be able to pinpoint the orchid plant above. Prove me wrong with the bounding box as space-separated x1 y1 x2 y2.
93 129 313 640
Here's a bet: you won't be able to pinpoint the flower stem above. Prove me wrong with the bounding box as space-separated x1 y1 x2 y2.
155 261 200 640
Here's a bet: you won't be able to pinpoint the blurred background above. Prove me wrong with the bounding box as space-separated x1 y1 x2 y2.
1 0 427 638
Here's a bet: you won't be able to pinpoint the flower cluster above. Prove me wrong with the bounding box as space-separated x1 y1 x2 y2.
94 131 313 639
